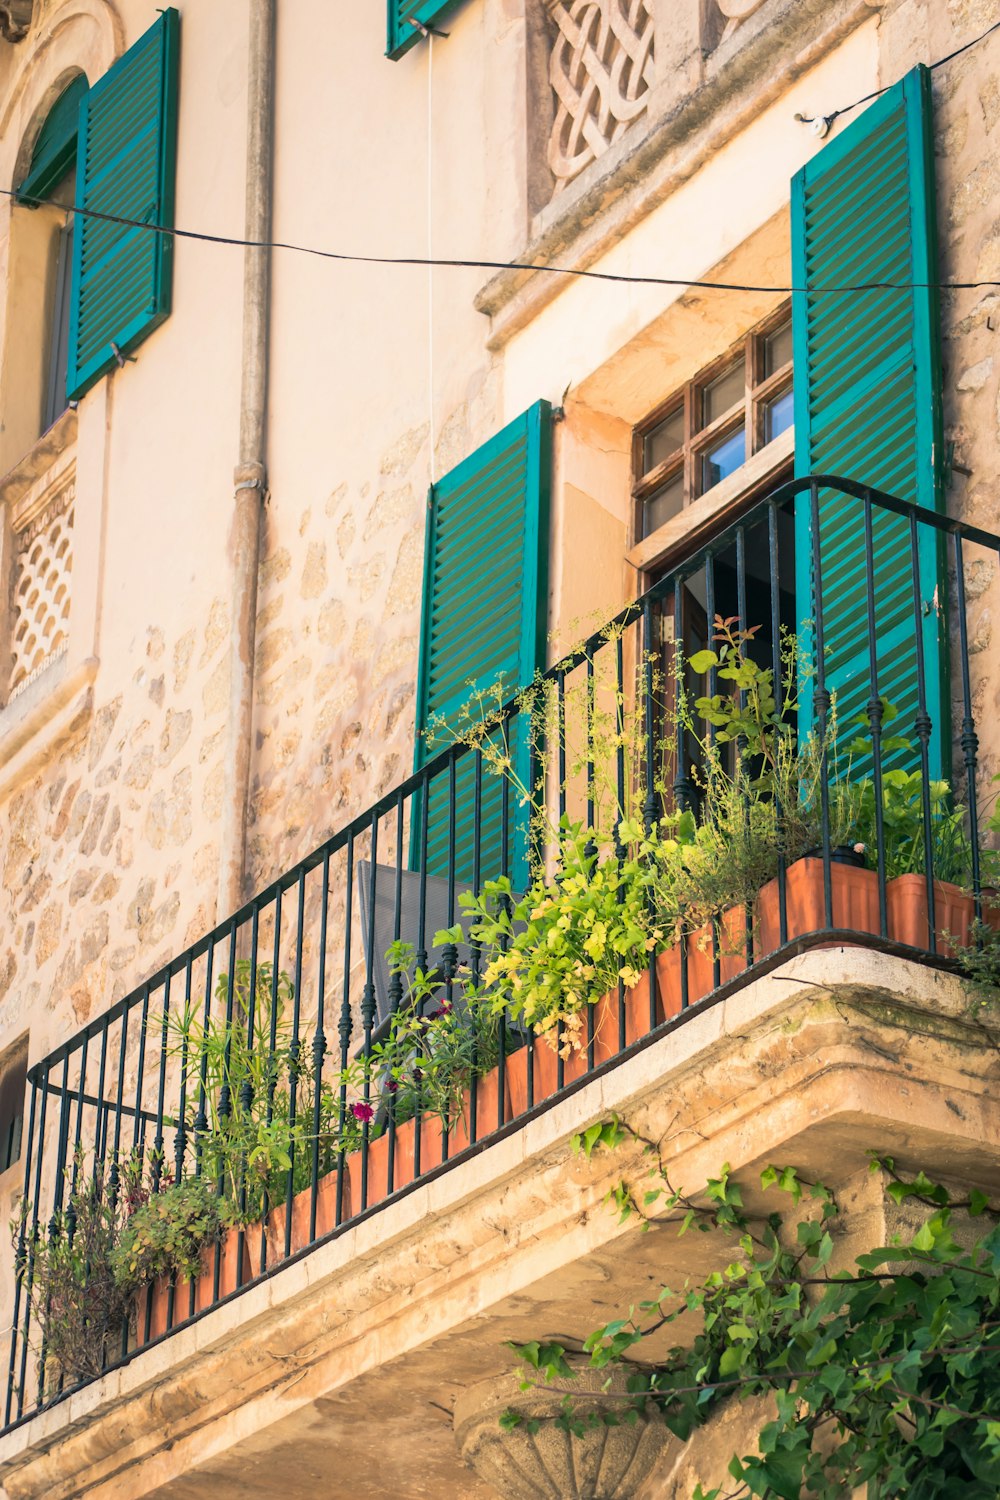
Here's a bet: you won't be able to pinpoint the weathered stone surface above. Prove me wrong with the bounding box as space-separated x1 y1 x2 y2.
455 1363 672 1499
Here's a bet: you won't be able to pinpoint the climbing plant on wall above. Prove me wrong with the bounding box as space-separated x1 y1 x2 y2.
505 1118 1000 1499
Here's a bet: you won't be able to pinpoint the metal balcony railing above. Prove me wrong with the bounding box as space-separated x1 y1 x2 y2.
5 476 1000 1432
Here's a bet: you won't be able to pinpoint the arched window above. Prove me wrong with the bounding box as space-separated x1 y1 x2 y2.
9 73 87 451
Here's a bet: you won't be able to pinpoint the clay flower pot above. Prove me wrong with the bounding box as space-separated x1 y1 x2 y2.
194 1225 251 1314
135 1273 173 1345
264 1168 352 1266
756 857 880 956
886 875 1000 955
505 960 680 1116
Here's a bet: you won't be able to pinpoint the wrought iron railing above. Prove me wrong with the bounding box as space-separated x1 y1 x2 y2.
5 476 999 1432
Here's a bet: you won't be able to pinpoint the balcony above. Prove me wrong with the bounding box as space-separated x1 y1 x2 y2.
0 477 998 1499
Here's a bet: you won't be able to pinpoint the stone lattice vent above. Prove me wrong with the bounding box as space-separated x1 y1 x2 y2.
546 0 655 196
9 479 73 701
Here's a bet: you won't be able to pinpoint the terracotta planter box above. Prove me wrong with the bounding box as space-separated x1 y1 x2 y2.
344 1066 510 1214
194 1225 251 1314
264 1169 352 1266
135 1273 173 1345
506 960 679 1117
886 875 1000 956
756 858 880 957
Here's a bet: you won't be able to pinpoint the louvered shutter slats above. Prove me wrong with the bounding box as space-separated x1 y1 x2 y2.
67 9 180 401
414 403 551 889
792 65 947 783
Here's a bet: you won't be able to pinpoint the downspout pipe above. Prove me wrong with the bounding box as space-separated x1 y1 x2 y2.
219 0 276 916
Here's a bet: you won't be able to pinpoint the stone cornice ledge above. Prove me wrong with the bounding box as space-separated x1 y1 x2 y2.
0 657 98 800
476 0 877 350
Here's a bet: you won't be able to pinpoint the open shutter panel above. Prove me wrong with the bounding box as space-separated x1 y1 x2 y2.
792 64 948 783
15 74 89 206
67 8 180 402
387 0 459 60
414 402 552 891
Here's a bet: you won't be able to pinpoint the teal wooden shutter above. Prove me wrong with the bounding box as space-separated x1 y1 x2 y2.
792 64 947 781
414 402 552 890
387 1 460 60
67 9 180 402
15 74 89 206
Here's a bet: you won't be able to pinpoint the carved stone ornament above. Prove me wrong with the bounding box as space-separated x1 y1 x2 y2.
454 1361 672 1499
546 0 655 196
716 0 768 44
0 0 33 41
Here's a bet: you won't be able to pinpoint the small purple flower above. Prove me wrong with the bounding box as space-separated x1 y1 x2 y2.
384 1079 399 1094
351 1101 375 1124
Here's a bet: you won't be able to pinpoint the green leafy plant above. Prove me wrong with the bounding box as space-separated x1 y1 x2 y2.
506 1120 1000 1499
110 1176 233 1292
461 821 654 1056
335 940 507 1130
13 1151 140 1387
165 961 337 1223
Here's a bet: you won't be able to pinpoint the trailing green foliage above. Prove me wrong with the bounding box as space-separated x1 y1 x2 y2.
111 1175 232 1291
506 1119 1000 1499
334 939 506 1132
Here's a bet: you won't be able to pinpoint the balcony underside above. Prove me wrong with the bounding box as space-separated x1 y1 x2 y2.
0 946 997 1500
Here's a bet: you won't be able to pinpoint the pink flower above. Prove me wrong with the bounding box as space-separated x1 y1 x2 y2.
350 1101 375 1124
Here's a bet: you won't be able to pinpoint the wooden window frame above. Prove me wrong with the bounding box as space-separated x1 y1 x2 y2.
631 303 794 547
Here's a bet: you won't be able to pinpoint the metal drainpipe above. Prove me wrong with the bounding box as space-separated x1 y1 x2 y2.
218 0 276 916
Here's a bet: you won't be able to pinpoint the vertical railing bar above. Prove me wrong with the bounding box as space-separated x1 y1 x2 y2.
555 671 566 1085
170 954 193 1331
6 1077 37 1424
809 478 834 928
285 868 305 1258
674 577 690 1011
309 850 331 1242
953 532 983 920
337 833 357 1226
16 1065 48 1418
360 817 380 1199
235 903 261 1286
260 886 283 1273
908 511 937 951
735 525 754 971
615 631 627 1051
862 492 888 939
212 922 238 1306
642 597 659 1028
767 503 788 948
704 553 720 988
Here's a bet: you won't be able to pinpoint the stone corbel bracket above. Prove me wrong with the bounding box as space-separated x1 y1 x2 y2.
0 0 32 41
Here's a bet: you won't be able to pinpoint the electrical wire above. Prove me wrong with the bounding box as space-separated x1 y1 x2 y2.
5 18 1000 300
8 181 1000 297
795 15 1000 131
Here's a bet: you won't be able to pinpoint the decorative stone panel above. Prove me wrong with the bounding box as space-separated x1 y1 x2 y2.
8 477 73 700
546 0 655 196
0 1 32 41
715 0 768 45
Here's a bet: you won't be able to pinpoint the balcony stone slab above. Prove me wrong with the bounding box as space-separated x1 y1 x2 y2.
0 947 995 1500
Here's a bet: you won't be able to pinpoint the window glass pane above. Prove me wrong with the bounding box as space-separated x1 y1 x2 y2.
764 321 793 377
702 363 744 427
642 407 684 473
643 471 685 536
764 385 794 443
701 427 746 492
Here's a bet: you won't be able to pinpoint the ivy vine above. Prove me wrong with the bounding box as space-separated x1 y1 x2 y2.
504 1117 1000 1499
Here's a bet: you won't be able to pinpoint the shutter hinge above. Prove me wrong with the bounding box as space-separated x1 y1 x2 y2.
408 16 449 38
